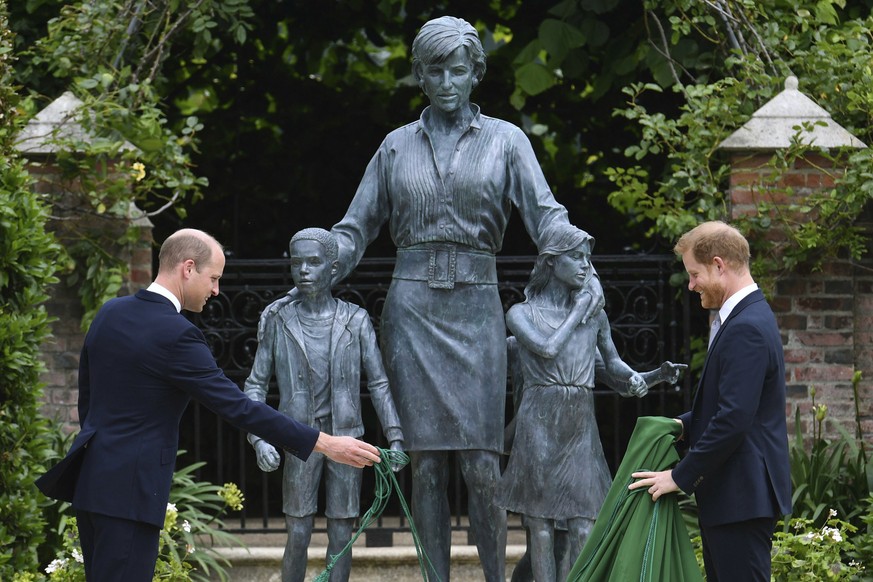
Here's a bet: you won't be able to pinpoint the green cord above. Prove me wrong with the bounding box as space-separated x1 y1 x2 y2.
314 448 441 582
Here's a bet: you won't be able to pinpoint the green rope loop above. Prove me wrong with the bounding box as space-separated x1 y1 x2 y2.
314 448 441 582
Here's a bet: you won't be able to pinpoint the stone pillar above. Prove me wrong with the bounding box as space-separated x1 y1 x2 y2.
16 91 153 433
719 77 870 441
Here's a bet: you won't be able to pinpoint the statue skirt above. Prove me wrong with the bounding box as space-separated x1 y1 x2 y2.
379 278 506 452
495 384 611 520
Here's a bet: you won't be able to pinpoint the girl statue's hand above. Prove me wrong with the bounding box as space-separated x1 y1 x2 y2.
628 373 648 398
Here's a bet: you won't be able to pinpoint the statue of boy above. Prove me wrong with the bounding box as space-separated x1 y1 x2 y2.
244 228 404 582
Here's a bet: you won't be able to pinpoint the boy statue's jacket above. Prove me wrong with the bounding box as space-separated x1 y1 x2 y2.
245 298 403 444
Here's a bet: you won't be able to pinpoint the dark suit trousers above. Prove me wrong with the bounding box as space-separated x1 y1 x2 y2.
700 517 776 582
77 509 161 582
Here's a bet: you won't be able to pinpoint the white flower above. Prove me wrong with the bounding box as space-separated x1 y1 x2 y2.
166 503 177 512
828 508 838 518
822 527 843 542
72 549 84 563
182 520 191 533
45 558 67 574
186 544 196 554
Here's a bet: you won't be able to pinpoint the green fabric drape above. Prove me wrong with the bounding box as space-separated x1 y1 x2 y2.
566 416 704 582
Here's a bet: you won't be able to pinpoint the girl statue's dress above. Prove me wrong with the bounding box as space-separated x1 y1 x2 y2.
496 304 614 521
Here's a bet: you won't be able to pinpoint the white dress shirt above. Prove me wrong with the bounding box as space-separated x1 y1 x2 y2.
718 283 758 324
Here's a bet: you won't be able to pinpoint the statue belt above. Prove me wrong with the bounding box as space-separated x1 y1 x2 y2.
394 244 497 289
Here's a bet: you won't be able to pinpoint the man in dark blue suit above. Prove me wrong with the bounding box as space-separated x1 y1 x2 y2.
630 221 791 581
36 229 383 582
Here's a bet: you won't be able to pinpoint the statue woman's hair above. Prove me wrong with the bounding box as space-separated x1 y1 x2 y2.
411 16 487 84
524 225 594 300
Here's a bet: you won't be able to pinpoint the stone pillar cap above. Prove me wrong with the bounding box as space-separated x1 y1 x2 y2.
14 90 138 154
718 76 866 150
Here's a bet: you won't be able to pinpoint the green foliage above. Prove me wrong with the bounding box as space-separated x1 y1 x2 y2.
789 381 871 528
29 454 245 582
32 516 84 582
15 0 677 258
18 1 871 265
852 496 873 576
0 0 65 578
790 406 871 526
606 1 873 280
771 512 864 581
34 427 77 569
162 459 247 581
14 0 248 326
780 378 872 578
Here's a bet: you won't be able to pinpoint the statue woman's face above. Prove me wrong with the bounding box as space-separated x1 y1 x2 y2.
420 46 476 114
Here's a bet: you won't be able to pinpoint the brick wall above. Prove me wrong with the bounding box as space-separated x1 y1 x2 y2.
728 152 838 219
727 152 873 444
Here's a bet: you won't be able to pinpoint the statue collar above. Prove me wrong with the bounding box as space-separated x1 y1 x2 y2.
418 103 482 135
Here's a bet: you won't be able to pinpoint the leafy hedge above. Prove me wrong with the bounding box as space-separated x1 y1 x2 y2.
0 0 65 577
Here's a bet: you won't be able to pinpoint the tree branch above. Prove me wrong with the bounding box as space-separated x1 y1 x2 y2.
645 10 692 88
145 190 181 217
112 0 145 70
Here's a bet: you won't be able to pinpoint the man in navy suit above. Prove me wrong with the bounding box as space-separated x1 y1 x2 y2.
629 221 791 581
36 228 383 582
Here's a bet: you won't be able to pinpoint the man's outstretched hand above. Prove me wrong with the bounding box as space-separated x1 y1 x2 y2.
314 433 382 468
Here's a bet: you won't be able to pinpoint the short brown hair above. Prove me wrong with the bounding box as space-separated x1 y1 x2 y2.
158 229 222 274
674 221 750 269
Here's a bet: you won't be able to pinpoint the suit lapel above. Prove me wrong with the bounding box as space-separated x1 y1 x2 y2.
692 290 766 404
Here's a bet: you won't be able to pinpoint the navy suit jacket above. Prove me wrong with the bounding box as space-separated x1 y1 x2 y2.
672 289 792 527
37 290 319 528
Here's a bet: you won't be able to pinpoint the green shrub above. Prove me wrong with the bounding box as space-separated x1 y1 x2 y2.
26 453 245 582
851 496 873 578
776 383 871 579
0 0 65 578
789 387 871 527
772 512 864 581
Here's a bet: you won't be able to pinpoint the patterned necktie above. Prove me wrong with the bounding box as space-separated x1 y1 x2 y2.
708 314 721 350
